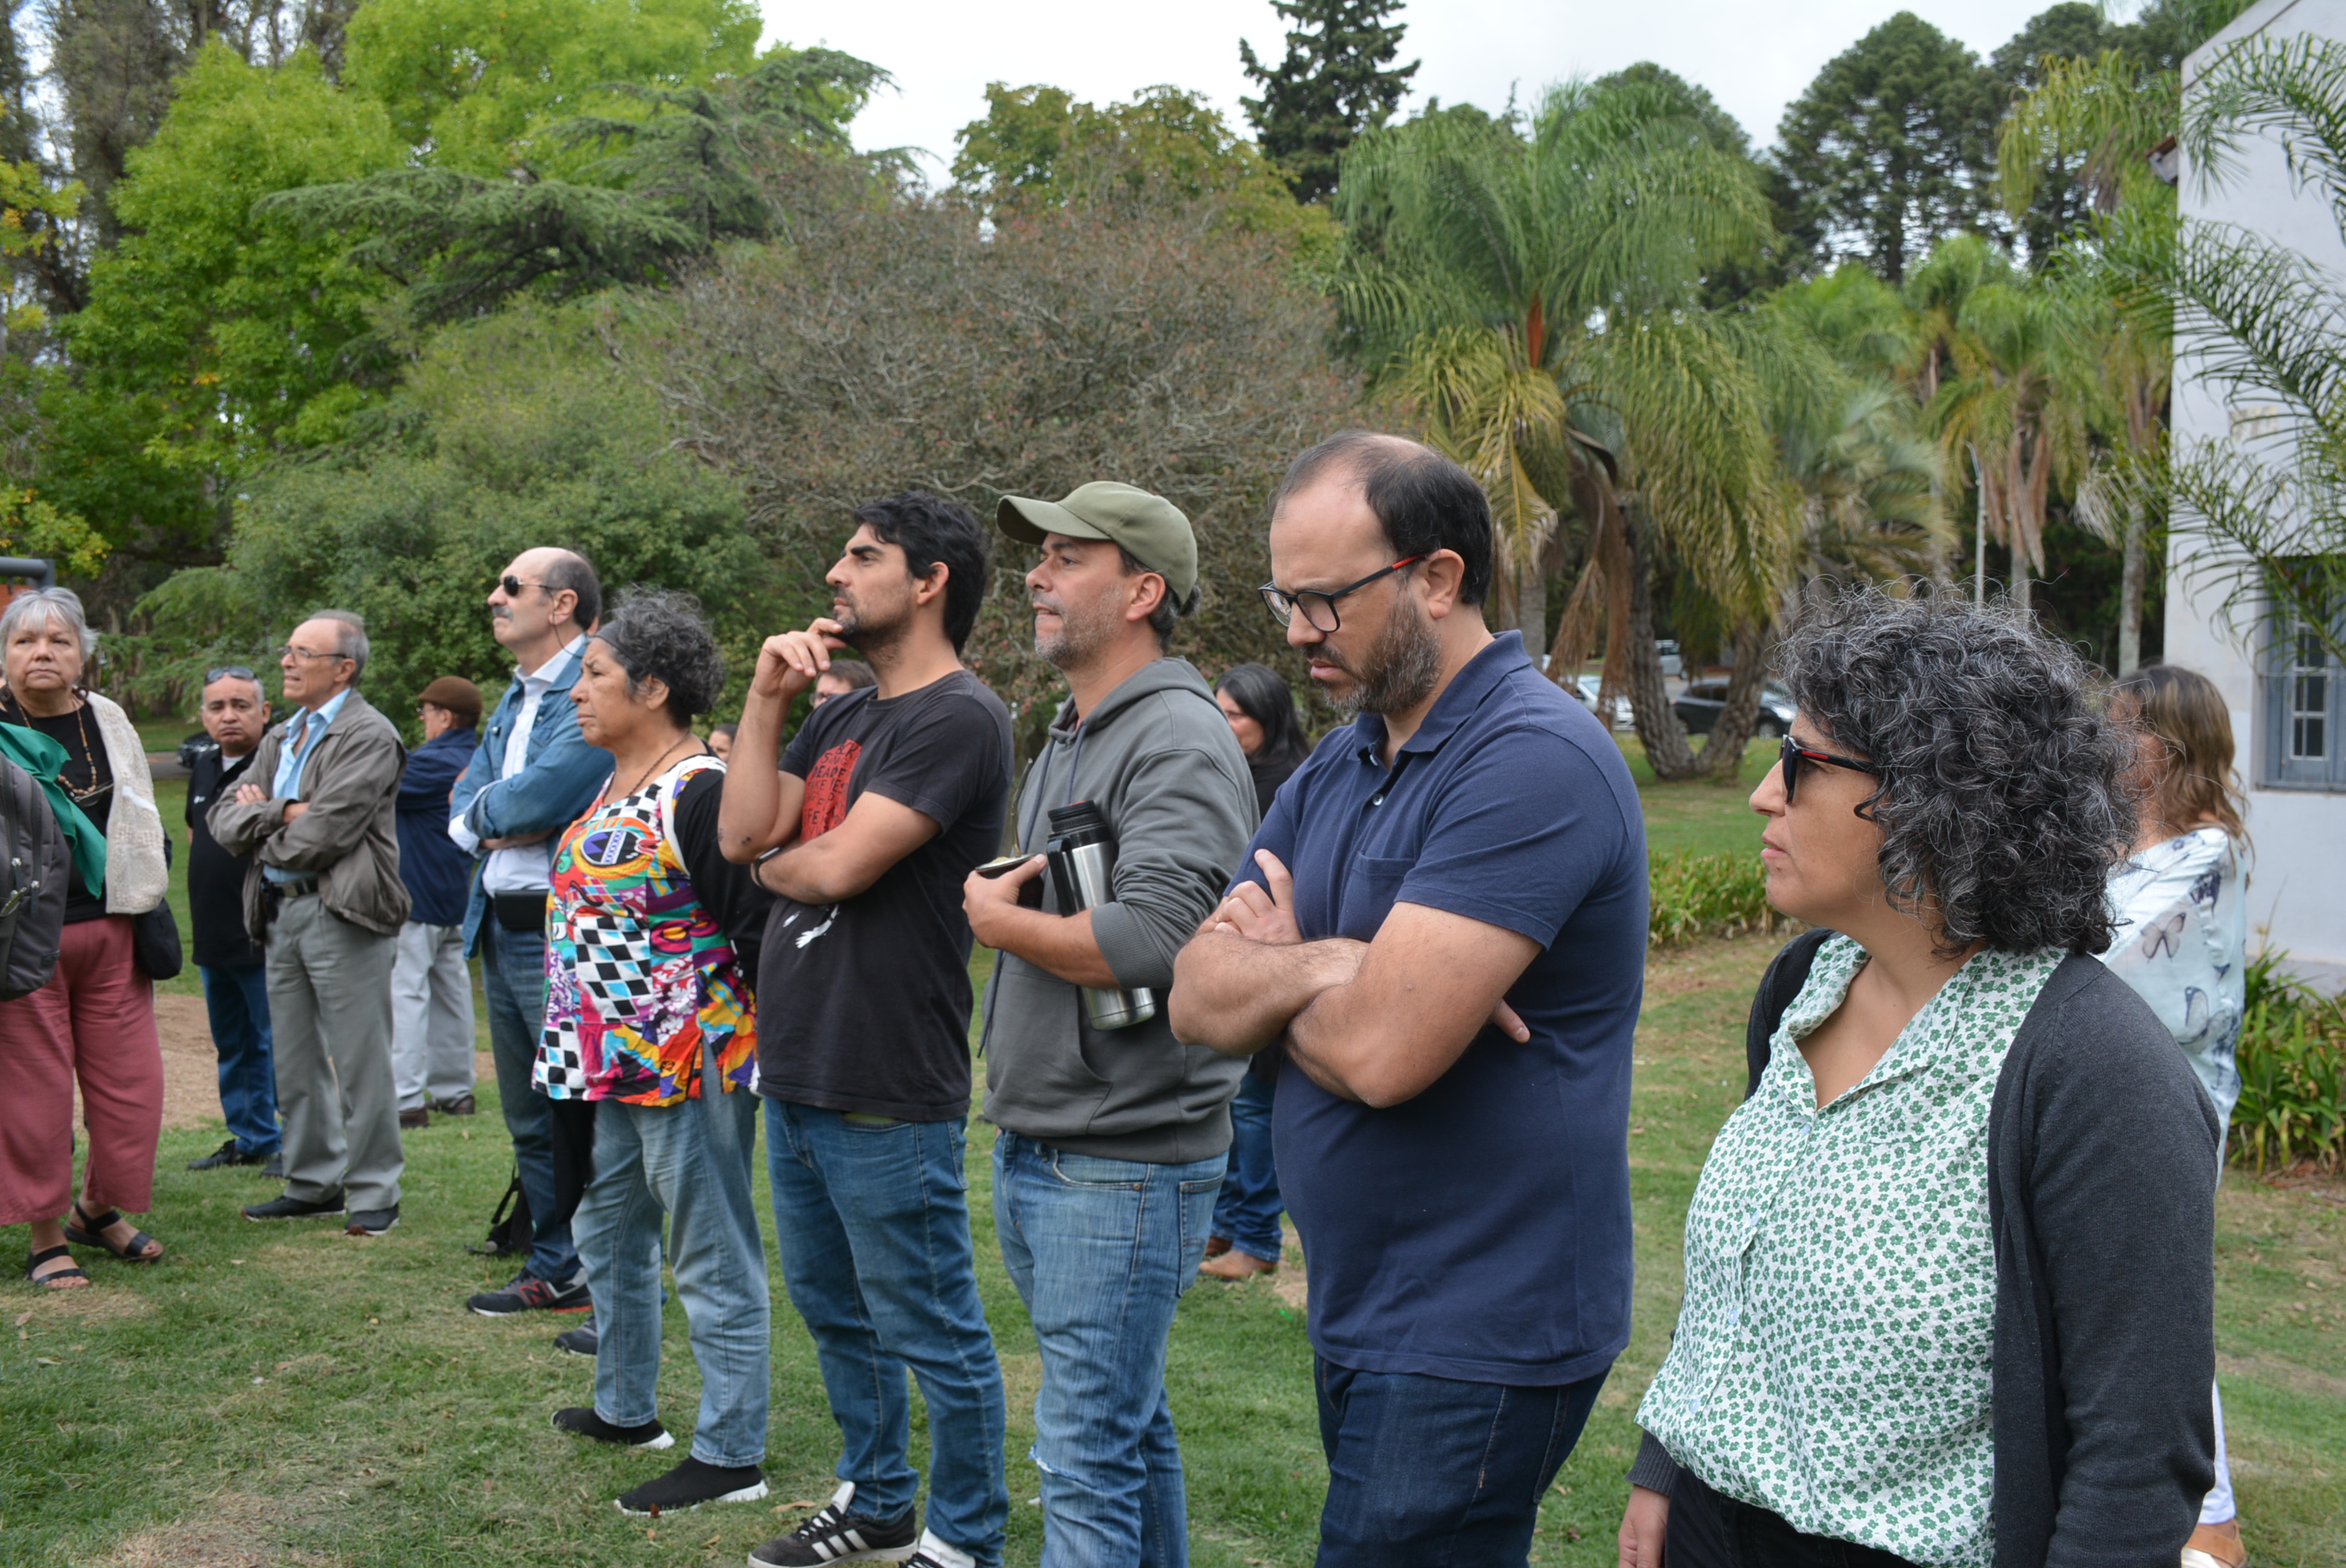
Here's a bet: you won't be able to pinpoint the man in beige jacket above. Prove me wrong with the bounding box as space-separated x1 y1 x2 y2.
210 611 412 1236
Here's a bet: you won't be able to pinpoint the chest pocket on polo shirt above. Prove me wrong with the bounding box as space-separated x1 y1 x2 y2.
1336 853 1415 941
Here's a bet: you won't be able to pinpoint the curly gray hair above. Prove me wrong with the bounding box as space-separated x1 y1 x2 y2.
1776 588 2134 956
593 589 725 724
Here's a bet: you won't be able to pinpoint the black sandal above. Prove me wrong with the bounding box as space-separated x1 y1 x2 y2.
25 1244 89 1289
64 1205 162 1263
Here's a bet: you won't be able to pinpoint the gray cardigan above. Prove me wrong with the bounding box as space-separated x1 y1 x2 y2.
1631 929 2219 1568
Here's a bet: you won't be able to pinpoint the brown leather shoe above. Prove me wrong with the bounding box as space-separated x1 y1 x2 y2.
2182 1520 2246 1568
398 1107 430 1130
1199 1248 1277 1281
432 1094 477 1116
1204 1235 1232 1259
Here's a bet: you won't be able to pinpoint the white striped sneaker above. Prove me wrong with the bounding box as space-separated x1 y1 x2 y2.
749 1481 919 1564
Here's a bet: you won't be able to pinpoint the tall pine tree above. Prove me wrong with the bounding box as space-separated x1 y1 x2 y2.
1239 0 1415 203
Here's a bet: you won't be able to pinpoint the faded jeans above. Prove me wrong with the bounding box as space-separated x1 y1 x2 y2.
766 1101 1008 1567
481 920 577 1283
993 1131 1225 1568
572 1060 769 1468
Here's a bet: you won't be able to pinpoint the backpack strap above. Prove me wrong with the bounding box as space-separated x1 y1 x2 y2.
1744 927 1835 1101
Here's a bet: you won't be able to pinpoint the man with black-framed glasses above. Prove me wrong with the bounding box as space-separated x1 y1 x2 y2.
449 547 611 1323
1171 431 1647 1566
184 665 280 1175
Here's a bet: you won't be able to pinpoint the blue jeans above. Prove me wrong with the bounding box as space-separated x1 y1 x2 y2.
199 962 279 1156
481 920 577 1283
993 1132 1226 1568
1209 1070 1281 1262
1313 1358 1607 1566
573 1068 770 1468
766 1102 1008 1566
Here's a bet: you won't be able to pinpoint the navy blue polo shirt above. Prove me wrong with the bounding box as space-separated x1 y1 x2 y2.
1234 631 1645 1386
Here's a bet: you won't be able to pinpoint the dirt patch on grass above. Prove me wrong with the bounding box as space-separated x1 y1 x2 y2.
20 1287 156 1323
98 1494 343 1566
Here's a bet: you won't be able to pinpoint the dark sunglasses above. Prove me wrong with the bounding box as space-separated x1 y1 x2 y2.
1258 555 1426 632
204 665 259 684
498 575 554 598
1780 735 1882 804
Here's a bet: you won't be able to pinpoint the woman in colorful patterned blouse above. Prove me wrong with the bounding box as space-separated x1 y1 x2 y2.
1618 592 2219 1568
538 590 775 1519
2104 665 2251 1568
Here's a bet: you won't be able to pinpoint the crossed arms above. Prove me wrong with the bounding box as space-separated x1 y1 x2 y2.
1168 849 1535 1109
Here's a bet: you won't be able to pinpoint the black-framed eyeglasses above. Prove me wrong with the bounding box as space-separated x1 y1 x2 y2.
204 665 258 684
1258 555 1426 632
498 575 548 598
1780 735 1881 804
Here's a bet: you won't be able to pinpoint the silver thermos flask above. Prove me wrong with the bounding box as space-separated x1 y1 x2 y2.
1044 800 1157 1030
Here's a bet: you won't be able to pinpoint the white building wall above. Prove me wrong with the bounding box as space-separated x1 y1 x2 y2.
2172 0 2346 980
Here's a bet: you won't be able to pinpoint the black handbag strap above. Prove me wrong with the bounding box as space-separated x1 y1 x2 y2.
1744 927 1835 1101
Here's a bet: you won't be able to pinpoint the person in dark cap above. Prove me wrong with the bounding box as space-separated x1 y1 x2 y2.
962 480 1256 1568
391 677 482 1128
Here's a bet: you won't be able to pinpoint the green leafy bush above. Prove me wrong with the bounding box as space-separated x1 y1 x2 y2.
2231 949 2346 1173
1648 851 1785 947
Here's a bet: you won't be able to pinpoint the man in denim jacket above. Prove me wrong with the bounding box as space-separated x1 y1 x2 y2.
449 548 611 1319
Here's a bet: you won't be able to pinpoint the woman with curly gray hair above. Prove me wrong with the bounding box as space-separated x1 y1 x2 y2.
535 590 776 1516
1617 590 2219 1568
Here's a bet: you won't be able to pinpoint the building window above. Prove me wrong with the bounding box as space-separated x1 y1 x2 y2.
2264 590 2345 789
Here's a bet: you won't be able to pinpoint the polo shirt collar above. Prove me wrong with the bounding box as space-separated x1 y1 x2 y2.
289 685 353 746
1349 630 1532 764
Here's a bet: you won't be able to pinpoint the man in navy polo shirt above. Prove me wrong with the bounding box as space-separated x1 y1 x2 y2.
1171 431 1646 1566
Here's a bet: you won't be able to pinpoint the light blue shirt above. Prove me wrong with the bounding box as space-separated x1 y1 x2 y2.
263 687 352 884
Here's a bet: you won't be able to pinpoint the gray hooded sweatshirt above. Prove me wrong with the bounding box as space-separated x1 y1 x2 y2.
979 656 1258 1163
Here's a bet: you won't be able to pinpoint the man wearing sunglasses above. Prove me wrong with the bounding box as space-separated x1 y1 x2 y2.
1170 432 1648 1566
183 666 281 1176
449 548 609 1320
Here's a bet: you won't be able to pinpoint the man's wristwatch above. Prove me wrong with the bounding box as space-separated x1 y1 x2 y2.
753 844 785 890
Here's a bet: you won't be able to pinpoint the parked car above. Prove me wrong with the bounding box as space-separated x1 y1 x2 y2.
1657 639 1683 678
1674 679 1795 738
1573 673 1635 730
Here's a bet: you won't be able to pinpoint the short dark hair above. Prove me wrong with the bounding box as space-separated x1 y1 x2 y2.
852 493 991 652
543 550 602 632
1215 662 1310 768
1778 588 2135 957
825 659 878 691
1274 431 1494 607
592 588 724 724
1116 544 1200 650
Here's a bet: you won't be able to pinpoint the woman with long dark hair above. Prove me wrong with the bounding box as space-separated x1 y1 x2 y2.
2104 664 2253 1568
1200 662 1311 1281
1618 592 2218 1568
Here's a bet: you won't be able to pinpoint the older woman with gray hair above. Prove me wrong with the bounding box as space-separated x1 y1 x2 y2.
1617 590 2219 1568
0 587 172 1289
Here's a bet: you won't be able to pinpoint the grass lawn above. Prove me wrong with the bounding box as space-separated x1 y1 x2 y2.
6 756 2339 1564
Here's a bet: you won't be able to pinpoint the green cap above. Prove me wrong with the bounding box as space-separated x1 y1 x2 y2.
997 481 1197 602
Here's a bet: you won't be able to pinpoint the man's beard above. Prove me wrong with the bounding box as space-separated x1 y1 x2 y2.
1324 596 1442 720
833 590 907 658
1033 587 1120 670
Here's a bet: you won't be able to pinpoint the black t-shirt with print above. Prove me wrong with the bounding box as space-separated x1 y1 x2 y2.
755 670 1013 1121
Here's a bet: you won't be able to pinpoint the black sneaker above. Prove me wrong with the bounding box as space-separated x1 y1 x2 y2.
616 1456 766 1515
551 1406 674 1450
187 1139 267 1171
469 1272 592 1316
260 1154 285 1180
243 1190 344 1221
751 1481 919 1564
554 1317 600 1357
345 1206 398 1236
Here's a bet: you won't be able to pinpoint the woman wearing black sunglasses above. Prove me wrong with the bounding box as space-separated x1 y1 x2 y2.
1617 590 2220 1568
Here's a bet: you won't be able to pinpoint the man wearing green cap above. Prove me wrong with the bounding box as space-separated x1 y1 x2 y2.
962 481 1256 1568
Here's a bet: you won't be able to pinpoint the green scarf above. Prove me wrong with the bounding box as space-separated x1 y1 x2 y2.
0 720 109 901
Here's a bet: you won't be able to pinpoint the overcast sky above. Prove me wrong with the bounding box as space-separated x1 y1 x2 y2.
757 0 2075 182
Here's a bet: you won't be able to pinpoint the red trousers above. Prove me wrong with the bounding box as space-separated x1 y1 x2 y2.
0 916 163 1225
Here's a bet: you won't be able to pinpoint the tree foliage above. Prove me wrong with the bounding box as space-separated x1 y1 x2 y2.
1774 12 2005 282
1237 0 1416 203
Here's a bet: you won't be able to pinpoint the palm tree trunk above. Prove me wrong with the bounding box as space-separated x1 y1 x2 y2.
1625 526 1702 781
2012 539 2032 611
1516 559 1546 668
2118 501 2144 675
1970 445 1987 605
1700 619 1774 779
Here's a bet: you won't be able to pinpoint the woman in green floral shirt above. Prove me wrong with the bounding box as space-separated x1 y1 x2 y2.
1618 593 2220 1568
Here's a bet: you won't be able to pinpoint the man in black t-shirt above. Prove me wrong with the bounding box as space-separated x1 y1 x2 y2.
720 493 1012 1568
